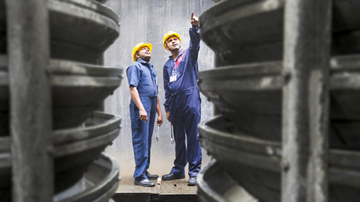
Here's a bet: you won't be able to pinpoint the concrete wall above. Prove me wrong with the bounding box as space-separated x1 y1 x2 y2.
103 0 215 177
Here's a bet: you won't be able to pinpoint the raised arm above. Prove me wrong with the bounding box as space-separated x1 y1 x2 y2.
189 11 200 63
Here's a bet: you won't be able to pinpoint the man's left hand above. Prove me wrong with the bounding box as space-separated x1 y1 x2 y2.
191 11 199 26
157 115 163 126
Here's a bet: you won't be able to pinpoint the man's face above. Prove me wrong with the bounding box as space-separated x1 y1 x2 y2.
137 46 152 60
166 37 180 51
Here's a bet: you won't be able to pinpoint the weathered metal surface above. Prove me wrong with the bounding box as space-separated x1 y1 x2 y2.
0 0 120 64
282 1 331 201
1 0 121 201
199 0 360 66
94 0 108 3
200 0 284 55
6 0 53 201
198 0 360 201
197 159 258 202
0 112 121 201
0 55 123 134
332 0 360 32
54 152 120 202
0 58 9 136
198 55 360 149
199 0 284 65
198 116 360 202
333 30 360 56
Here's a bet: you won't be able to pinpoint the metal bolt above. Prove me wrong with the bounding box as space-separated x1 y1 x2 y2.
282 159 290 172
283 71 291 85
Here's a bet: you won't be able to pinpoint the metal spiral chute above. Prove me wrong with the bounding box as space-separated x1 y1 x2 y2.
197 0 360 201
0 0 122 201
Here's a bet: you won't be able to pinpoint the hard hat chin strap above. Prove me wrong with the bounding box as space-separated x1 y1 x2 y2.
137 52 150 62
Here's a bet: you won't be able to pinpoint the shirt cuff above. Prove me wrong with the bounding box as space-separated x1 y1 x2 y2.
129 83 137 88
192 24 199 30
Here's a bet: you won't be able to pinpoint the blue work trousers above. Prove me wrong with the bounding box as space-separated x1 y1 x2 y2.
170 90 202 177
130 96 157 181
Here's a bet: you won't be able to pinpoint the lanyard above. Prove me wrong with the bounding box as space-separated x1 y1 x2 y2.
174 49 187 70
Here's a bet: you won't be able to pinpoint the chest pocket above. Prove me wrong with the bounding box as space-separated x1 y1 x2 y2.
177 60 188 74
140 67 154 86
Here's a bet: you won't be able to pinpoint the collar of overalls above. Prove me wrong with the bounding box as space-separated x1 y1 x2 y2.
169 48 185 60
137 58 152 67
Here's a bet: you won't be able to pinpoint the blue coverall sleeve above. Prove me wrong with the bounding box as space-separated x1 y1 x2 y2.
163 65 171 112
189 25 200 64
126 64 141 88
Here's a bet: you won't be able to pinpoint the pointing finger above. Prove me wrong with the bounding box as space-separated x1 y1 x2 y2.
191 11 194 20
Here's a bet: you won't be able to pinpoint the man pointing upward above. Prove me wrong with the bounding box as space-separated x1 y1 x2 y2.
162 11 202 186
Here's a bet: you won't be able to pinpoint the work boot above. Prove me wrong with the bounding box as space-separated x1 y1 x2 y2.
162 173 185 180
146 171 159 180
134 178 155 187
188 176 197 186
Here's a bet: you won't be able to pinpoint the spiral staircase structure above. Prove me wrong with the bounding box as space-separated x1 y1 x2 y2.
0 0 122 201
197 0 360 201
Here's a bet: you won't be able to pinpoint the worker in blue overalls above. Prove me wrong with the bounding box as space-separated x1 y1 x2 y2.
161 12 202 186
127 42 163 187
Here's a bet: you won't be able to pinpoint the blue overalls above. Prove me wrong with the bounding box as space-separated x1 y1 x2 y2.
127 59 158 181
163 25 202 178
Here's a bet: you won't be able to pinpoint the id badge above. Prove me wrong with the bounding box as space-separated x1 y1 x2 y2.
169 71 177 83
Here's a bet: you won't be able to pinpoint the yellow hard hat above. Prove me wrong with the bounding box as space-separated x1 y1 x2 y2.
132 42 152 62
163 31 181 50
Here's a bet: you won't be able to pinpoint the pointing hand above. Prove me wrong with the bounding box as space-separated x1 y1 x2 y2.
191 11 199 26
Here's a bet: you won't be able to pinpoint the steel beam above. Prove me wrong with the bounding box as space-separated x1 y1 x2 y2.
282 0 331 201
6 0 53 201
